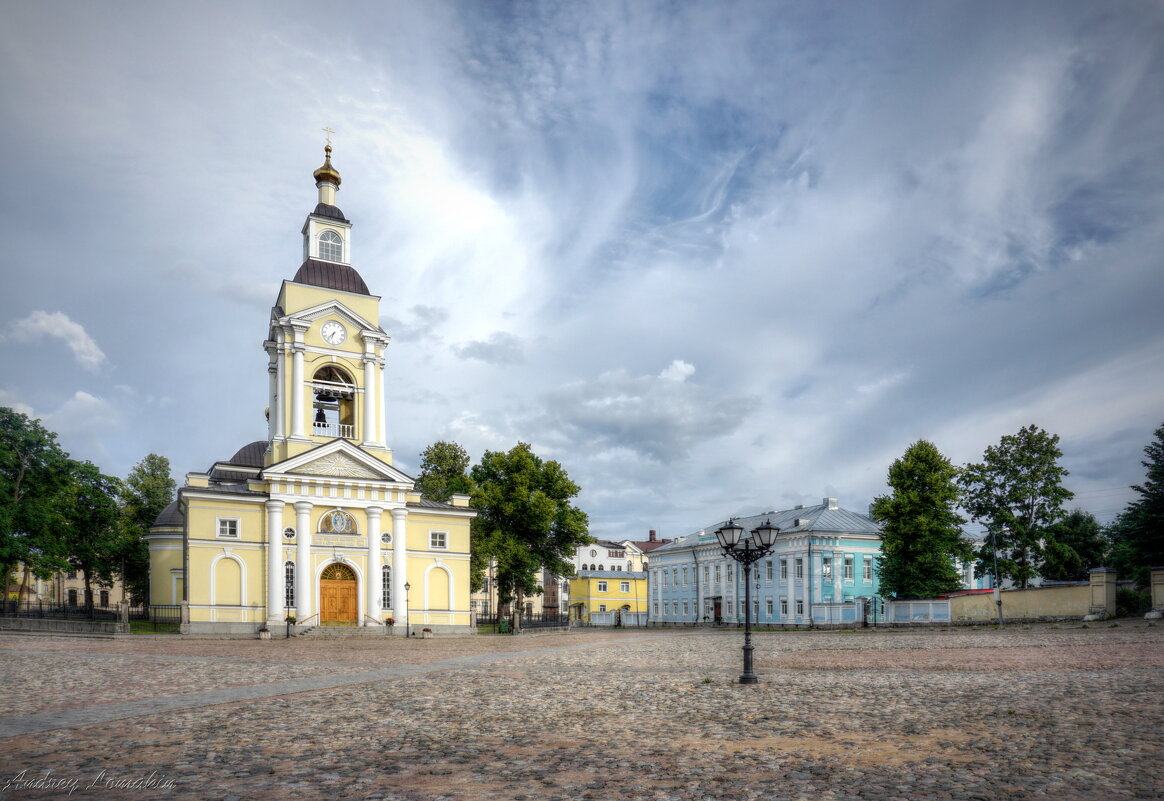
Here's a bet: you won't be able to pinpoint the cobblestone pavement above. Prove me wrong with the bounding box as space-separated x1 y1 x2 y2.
1 623 1161 800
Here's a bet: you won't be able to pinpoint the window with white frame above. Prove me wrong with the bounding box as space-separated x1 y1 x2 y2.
715 564 721 583
822 558 832 579
727 600 734 615
796 598 804 615
663 570 669 587
429 531 447 549
653 601 659 616
382 565 391 608
780 597 788 615
795 558 803 579
284 561 295 607
703 565 709 584
599 604 607 612
672 601 679 616
753 599 759 618
217 518 239 539
319 229 343 262
844 555 854 580
727 565 733 582
682 566 688 585
864 557 873 581
766 560 773 581
683 600 689 616
766 598 774 616
620 581 630 592
598 581 608 592
780 559 788 579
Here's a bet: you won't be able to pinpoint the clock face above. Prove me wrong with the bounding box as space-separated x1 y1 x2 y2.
321 321 347 346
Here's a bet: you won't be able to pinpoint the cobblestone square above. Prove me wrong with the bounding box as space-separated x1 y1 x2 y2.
1 624 1161 800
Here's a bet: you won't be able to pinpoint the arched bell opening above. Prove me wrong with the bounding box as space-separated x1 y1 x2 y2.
311 365 356 439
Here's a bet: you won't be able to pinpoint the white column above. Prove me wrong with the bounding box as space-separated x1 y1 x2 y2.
392 507 408 624
273 345 285 440
295 501 313 620
291 343 305 438
267 360 277 443
802 549 810 620
366 506 383 624
362 355 377 447
833 549 843 602
378 360 388 447
266 500 284 623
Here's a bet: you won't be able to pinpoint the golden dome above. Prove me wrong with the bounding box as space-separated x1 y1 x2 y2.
313 144 342 186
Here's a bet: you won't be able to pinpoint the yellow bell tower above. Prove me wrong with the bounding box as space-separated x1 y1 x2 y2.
264 145 392 467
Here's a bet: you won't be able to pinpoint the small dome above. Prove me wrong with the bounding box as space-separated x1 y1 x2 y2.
293 259 371 295
153 499 184 527
228 440 268 467
313 144 342 186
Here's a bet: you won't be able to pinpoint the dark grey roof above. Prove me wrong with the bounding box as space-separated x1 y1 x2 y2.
408 498 469 511
575 570 648 579
293 258 370 295
312 203 350 223
152 500 184 527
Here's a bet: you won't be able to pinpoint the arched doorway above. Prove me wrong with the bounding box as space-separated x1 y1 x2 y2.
320 563 358 625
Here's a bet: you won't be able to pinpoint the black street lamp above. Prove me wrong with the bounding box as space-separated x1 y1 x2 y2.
714 517 780 684
404 582 411 636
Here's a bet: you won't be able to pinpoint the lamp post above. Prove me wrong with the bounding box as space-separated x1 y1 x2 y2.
404 582 411 636
714 517 780 684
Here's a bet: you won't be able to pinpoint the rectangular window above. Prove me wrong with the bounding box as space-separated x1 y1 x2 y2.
682 566 688 585
285 562 295 608
663 570 669 587
864 557 873 581
822 558 832 579
430 531 447 549
727 565 733 582
599 604 607 612
672 567 679 585
844 556 854 580
796 599 804 615
99 590 110 607
780 597 788 615
672 601 679 616
598 581 608 592
753 600 760 619
381 565 391 609
766 560 773 581
703 566 710 584
727 600 734 615
653 601 659 616
683 600 689 616
795 558 803 579
715 564 721 583
780 559 787 580
766 598 774 616
619 581 630 593
217 518 239 539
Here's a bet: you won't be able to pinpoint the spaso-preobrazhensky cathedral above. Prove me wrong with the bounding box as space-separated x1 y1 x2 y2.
147 146 475 634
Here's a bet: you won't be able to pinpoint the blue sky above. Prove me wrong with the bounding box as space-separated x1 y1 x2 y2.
1 1 1161 539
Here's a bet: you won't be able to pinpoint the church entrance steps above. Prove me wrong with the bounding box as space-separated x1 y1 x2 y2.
302 625 387 637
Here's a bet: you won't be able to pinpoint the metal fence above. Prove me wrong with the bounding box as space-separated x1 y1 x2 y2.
477 610 570 632
0 599 121 620
128 605 182 632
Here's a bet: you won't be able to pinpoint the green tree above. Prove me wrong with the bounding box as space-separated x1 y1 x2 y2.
117 454 176 603
58 460 122 609
959 425 1074 588
1040 509 1106 581
469 442 591 609
871 440 972 599
415 441 475 502
0 408 71 599
1106 423 1164 587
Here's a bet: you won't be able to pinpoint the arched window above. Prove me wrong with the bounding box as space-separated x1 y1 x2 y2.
285 561 295 608
381 564 391 609
312 366 355 439
319 230 343 262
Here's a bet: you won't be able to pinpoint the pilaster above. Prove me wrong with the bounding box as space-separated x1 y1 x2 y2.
366 506 383 624
266 500 285 623
295 501 313 619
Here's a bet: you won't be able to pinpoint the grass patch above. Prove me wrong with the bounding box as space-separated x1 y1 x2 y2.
130 621 180 634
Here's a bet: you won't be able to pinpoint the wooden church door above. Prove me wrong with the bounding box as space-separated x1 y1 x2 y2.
320 563 358 624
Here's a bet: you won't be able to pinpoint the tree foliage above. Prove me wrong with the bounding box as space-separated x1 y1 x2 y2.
1106 423 1164 587
959 424 1073 588
871 440 971 599
469 442 590 607
57 460 122 607
1040 509 1106 581
0 407 72 592
118 454 176 603
415 441 475 503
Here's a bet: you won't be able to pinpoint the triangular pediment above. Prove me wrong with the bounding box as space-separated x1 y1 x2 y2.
264 440 413 484
278 299 381 336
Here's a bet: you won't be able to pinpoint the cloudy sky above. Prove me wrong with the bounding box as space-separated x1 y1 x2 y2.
2 1 1161 539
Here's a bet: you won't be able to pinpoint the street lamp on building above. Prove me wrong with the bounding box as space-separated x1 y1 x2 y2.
714 517 780 684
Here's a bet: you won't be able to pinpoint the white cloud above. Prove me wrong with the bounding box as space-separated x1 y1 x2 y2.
4 311 106 372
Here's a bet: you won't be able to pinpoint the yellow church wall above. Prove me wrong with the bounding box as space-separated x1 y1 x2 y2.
278 282 381 327
146 536 182 606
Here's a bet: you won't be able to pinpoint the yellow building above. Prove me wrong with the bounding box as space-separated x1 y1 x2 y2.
567 570 648 624
147 146 476 635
